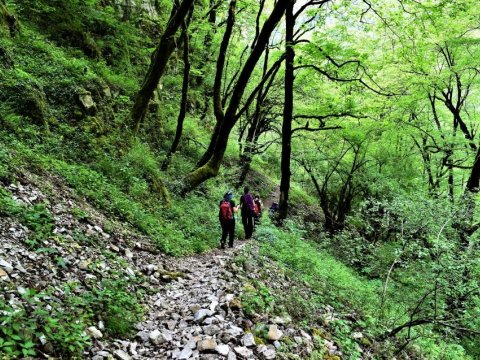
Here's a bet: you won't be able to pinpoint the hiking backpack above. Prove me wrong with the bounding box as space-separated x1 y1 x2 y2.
254 201 261 215
242 194 255 214
219 200 233 223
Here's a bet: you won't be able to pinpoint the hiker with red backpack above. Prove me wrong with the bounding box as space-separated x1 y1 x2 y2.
219 190 238 249
240 186 255 239
253 195 263 225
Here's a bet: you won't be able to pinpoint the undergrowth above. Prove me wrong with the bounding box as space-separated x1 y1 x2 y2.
0 280 143 358
254 220 472 360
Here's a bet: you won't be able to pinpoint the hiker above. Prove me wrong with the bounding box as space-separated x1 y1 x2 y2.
253 195 263 224
240 186 255 239
219 190 238 249
269 202 279 216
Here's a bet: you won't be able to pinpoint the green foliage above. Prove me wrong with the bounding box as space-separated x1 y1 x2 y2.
0 288 91 358
82 279 144 338
0 136 222 255
0 280 143 358
256 219 476 359
241 281 275 316
20 203 55 248
0 0 479 358
0 185 55 248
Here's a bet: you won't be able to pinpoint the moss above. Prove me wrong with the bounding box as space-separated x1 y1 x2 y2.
312 328 332 340
21 85 49 125
254 336 266 345
0 45 14 68
156 269 185 282
0 1 20 37
323 355 341 360
183 163 219 194
360 337 372 346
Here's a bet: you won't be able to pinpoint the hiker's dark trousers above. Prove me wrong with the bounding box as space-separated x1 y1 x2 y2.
242 213 254 239
221 220 235 247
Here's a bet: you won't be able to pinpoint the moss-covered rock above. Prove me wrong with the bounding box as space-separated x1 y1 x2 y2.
21 86 49 125
0 0 20 37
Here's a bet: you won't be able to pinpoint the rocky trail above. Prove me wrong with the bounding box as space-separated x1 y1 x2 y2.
95 243 286 360
0 175 343 360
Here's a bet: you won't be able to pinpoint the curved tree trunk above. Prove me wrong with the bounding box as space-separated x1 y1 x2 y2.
183 0 292 193
127 0 195 134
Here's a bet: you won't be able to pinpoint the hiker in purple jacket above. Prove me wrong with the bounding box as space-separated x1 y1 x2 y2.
239 186 255 239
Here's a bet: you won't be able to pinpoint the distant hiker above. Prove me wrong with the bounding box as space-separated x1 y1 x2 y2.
240 186 255 239
253 195 263 224
219 190 238 249
269 202 279 216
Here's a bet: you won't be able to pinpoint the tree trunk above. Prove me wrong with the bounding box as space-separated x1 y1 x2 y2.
127 0 195 133
237 47 269 187
197 0 236 167
183 0 291 192
162 23 191 170
278 1 295 220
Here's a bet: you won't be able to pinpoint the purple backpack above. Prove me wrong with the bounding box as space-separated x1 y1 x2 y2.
243 194 255 213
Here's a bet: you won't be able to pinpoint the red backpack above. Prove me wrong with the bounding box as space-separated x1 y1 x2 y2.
254 201 260 215
219 200 233 223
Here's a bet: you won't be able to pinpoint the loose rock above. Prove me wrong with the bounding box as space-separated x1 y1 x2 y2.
113 349 131 360
86 326 103 339
197 339 217 352
268 325 283 341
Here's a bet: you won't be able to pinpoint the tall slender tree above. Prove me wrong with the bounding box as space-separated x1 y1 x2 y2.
127 0 195 133
278 0 295 220
162 19 192 170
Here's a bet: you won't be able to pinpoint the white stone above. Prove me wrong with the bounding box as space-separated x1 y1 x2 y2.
178 347 193 359
262 347 276 359
0 259 13 274
268 325 283 341
126 267 135 277
193 309 211 323
86 326 103 339
352 331 363 339
197 339 217 352
242 333 256 347
149 329 163 344
215 344 230 356
113 349 131 360
234 346 253 358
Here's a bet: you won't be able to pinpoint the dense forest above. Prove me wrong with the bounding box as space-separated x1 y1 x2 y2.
0 0 479 359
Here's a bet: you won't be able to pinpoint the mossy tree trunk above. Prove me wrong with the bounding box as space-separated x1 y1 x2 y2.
127 0 195 134
184 0 292 193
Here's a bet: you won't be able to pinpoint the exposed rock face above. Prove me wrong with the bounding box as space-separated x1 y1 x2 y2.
77 88 97 114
